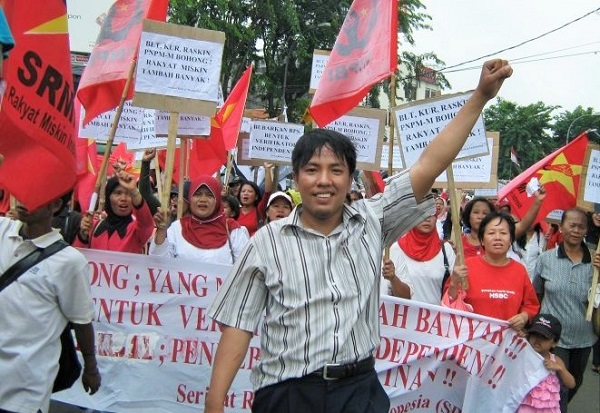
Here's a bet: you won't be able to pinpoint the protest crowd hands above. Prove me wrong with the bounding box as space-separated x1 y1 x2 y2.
81 365 101 395
474 59 513 102
142 148 156 162
153 207 168 230
382 258 396 281
450 264 468 287
507 312 529 336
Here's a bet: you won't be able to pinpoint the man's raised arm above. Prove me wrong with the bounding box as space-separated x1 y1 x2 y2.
410 59 513 201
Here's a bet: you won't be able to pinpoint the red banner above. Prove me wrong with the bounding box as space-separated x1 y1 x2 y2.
0 0 77 210
77 0 168 125
309 0 398 127
213 65 253 150
498 133 589 223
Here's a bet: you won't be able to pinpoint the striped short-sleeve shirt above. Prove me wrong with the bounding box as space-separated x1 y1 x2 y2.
208 170 434 390
533 243 597 348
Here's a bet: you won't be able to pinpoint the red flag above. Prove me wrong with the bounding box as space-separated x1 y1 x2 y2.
309 0 398 127
213 65 253 150
77 0 168 125
497 133 589 223
75 138 99 210
157 137 226 185
0 1 77 210
510 147 520 166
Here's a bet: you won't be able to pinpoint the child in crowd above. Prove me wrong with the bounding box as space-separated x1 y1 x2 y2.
517 314 575 413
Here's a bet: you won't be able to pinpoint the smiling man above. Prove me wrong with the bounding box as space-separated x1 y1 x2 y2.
205 59 513 413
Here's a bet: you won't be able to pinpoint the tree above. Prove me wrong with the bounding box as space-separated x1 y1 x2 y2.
484 98 558 180
552 106 600 145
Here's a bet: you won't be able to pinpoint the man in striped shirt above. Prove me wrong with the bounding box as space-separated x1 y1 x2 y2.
205 59 513 413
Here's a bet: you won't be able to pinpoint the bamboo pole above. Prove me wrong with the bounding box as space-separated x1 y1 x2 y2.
152 157 163 208
161 113 179 222
446 166 469 290
586 241 600 320
384 73 397 261
177 137 186 219
223 151 234 193
88 60 137 213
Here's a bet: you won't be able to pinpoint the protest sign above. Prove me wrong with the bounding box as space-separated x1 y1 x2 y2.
380 144 405 171
155 112 211 137
322 107 386 170
577 144 600 210
393 92 488 169
54 251 547 412
133 20 225 116
433 132 499 189
236 134 263 167
248 121 304 164
309 50 330 93
80 101 145 146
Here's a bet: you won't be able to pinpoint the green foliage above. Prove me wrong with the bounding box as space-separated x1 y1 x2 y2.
552 106 600 144
167 0 437 121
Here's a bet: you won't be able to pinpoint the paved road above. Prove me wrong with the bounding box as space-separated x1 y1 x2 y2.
50 355 600 412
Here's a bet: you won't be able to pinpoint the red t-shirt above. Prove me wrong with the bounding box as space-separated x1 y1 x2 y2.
236 191 270 236
462 234 483 258
461 256 540 321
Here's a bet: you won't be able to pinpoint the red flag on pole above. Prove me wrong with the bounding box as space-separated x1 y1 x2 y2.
75 137 99 211
213 65 253 150
510 147 520 166
309 0 398 127
0 0 77 210
76 0 168 125
497 133 589 223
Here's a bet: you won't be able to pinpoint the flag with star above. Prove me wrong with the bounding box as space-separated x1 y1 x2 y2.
309 0 398 126
497 132 589 223
77 0 168 126
212 65 253 150
0 0 78 210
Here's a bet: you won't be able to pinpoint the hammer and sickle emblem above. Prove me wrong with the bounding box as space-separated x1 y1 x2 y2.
96 0 145 45
336 0 380 56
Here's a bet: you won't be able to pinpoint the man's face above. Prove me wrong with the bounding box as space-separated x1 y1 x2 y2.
15 200 57 224
293 146 351 230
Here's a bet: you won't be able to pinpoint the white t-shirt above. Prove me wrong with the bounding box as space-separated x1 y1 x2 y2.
383 241 456 305
148 219 250 265
0 218 94 413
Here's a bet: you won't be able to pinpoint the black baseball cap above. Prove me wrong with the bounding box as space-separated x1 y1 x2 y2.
527 314 562 341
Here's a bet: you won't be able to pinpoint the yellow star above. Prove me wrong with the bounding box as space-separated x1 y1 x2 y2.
537 153 582 195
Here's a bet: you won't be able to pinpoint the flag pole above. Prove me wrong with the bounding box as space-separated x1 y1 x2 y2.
383 73 397 261
177 137 187 219
446 167 469 290
88 59 137 213
152 156 163 209
586 241 600 320
223 151 234 193
162 113 179 222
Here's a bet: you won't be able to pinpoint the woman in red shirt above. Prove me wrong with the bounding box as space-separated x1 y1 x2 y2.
236 164 275 236
444 211 540 332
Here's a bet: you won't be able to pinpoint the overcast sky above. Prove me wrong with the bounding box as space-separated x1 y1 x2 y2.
408 0 600 115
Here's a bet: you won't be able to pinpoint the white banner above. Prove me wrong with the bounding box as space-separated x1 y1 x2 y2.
79 101 145 145
380 145 405 170
583 147 600 204
393 92 489 169
309 51 330 92
324 114 381 165
435 137 494 183
54 251 547 412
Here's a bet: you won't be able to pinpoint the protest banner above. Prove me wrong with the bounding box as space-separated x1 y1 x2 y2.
577 143 600 210
322 107 386 170
54 251 548 412
309 50 330 93
248 121 305 164
133 20 224 116
155 112 211 137
434 132 499 189
236 135 263 167
393 92 489 169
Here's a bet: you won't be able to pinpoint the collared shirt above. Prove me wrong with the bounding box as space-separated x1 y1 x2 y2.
208 170 434 390
533 243 597 348
0 217 94 412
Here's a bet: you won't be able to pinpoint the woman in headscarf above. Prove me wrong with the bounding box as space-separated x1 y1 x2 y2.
382 214 456 304
149 176 249 264
74 171 154 253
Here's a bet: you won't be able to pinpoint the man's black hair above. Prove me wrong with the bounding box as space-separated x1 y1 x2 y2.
291 129 357 175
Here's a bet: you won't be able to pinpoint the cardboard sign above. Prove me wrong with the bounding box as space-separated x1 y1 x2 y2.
577 143 600 211
433 132 499 189
155 112 211 137
248 121 304 164
393 92 489 169
380 144 405 171
322 107 386 171
309 50 330 93
133 20 225 116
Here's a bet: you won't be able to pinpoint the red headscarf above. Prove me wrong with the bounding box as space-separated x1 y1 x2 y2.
180 176 240 249
398 222 442 262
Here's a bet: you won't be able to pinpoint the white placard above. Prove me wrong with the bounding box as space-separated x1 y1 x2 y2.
394 92 488 168
155 112 211 137
583 148 600 204
436 137 494 183
136 32 223 101
309 51 330 92
240 117 252 133
380 144 405 170
324 115 380 164
474 188 498 197
79 101 145 145
248 121 304 163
